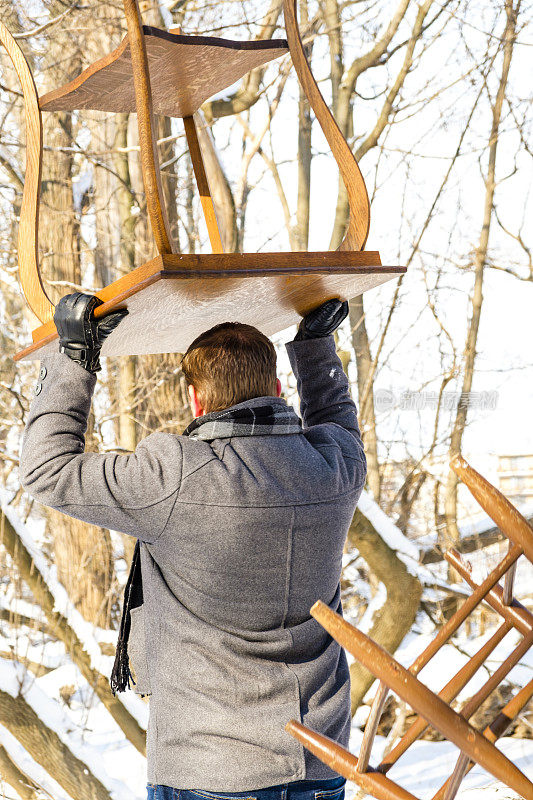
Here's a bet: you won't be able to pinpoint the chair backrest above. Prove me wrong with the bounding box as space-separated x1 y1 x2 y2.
286 455 533 800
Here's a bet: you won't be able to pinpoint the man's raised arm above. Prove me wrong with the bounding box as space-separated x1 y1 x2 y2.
285 300 366 461
19 294 181 542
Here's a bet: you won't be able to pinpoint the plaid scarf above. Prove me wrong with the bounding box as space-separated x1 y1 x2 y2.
110 399 301 694
183 401 302 441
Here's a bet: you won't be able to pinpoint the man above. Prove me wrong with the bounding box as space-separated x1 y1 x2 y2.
19 293 367 800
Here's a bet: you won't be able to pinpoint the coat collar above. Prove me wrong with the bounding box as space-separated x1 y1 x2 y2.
183 396 302 442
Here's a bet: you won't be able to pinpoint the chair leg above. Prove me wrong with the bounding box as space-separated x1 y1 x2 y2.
450 454 533 563
183 115 224 254
285 720 421 800
433 679 533 800
311 601 533 800
0 21 54 323
123 0 175 256
283 0 370 251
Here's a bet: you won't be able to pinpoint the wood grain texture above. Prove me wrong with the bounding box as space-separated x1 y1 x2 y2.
183 116 224 253
24 249 386 342
0 21 54 323
15 253 403 361
283 0 370 251
122 0 174 255
39 28 288 118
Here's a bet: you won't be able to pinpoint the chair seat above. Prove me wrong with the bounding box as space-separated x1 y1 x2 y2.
39 27 289 118
14 251 404 360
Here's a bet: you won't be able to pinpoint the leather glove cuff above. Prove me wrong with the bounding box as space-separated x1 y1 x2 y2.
59 341 102 373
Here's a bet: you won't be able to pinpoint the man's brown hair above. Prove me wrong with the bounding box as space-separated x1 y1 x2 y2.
181 322 278 413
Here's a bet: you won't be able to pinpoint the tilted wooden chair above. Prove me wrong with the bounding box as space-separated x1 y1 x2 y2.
286 456 533 800
1 0 404 362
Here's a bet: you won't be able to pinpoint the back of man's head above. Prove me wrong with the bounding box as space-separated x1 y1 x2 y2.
181 322 278 414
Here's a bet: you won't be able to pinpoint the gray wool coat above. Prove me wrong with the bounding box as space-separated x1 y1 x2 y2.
19 335 367 791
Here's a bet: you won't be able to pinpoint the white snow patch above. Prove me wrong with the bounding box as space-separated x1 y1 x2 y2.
357 582 387 635
0 593 47 623
0 658 26 697
346 728 533 799
357 490 419 560
72 169 93 213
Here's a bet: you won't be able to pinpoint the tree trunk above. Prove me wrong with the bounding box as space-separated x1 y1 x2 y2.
347 508 422 711
46 514 116 628
349 300 381 500
89 105 139 568
0 508 146 754
0 743 42 800
31 2 119 629
158 113 181 251
330 0 435 245
444 0 519 548
329 0 436 505
113 113 137 277
110 113 140 509
38 0 82 302
46 412 116 628
0 687 111 800
295 0 313 251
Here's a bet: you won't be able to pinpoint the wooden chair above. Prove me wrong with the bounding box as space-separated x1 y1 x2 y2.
286 456 533 800
1 0 404 362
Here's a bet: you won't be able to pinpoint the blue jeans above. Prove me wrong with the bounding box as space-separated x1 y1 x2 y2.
146 776 346 800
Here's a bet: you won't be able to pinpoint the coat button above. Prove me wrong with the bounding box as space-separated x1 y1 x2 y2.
34 382 42 396
39 366 47 380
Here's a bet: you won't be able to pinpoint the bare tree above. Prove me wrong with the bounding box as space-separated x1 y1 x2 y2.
445 0 521 547
0 505 146 754
0 680 112 800
347 509 422 710
0 742 42 800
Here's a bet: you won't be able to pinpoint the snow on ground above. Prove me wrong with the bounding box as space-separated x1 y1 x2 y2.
345 728 533 799
349 618 533 798
0 654 148 800
30 657 149 798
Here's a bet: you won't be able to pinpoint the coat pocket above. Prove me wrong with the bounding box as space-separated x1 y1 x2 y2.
128 604 152 696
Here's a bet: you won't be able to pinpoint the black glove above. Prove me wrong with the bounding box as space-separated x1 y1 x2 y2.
54 292 129 374
294 298 349 341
